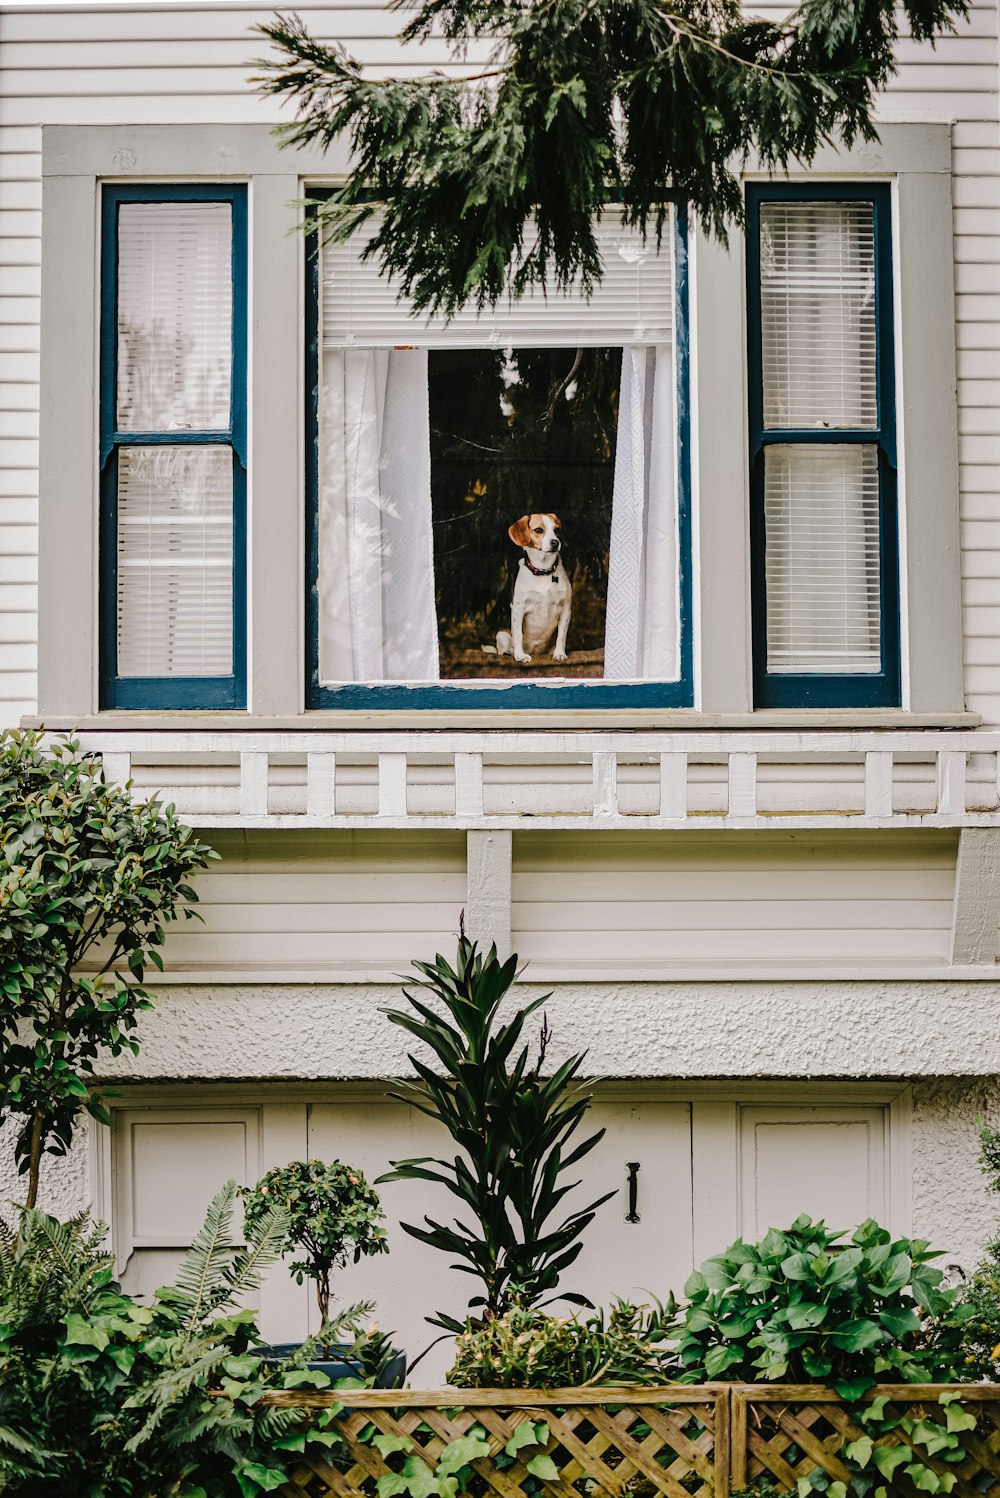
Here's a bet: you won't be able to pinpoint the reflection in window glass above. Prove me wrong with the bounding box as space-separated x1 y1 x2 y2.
116 201 232 432
116 445 233 678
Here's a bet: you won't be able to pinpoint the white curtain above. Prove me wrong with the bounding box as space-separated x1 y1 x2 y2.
318 347 440 683
604 344 679 680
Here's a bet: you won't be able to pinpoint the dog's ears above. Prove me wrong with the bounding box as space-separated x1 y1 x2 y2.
508 515 533 548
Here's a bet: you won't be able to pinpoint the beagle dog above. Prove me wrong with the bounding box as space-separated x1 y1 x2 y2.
484 512 572 666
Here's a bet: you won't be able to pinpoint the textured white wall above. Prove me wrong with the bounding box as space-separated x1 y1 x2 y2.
60 978 1000 1081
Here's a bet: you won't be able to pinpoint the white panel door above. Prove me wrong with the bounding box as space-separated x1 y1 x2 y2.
738 1105 888 1241
308 1097 692 1380
114 1107 260 1299
567 1101 692 1312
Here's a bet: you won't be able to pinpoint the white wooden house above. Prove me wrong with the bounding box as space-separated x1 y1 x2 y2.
1 0 999 1373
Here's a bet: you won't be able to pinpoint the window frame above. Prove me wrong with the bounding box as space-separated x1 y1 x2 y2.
746 181 900 709
98 182 249 710
304 196 694 709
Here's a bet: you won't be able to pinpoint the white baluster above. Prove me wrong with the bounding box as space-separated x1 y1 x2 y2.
592 752 618 818
728 752 757 819
455 752 484 820
240 752 269 817
937 750 967 817
378 753 408 818
659 751 688 820
306 753 336 817
864 750 893 818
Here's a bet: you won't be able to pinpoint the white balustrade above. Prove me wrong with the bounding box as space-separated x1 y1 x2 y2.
63 730 1000 831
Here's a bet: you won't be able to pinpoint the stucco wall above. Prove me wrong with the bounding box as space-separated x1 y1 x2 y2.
55 978 1000 1082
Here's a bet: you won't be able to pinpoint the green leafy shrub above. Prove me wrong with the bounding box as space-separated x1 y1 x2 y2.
0 729 216 1206
954 1122 1000 1378
379 934 612 1331
447 1296 677 1388
0 1183 381 1498
674 1215 971 1398
242 1158 389 1341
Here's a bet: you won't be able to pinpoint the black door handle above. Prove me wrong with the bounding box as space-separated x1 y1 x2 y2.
626 1161 640 1223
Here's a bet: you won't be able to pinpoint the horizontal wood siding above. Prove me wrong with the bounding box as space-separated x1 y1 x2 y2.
0 0 997 722
511 830 959 968
146 829 466 974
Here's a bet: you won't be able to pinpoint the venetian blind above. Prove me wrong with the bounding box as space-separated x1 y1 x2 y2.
764 444 881 674
116 446 233 678
117 201 233 431
114 198 236 682
759 199 882 676
760 200 876 429
322 216 674 348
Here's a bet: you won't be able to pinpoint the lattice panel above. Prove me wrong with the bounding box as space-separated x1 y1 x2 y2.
279 1395 726 1498
736 1394 1000 1498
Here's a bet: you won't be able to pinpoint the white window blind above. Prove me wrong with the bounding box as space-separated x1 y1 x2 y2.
117 201 232 432
321 216 674 348
760 201 876 430
764 443 881 674
116 446 233 678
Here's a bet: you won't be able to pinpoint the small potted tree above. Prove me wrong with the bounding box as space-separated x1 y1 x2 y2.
242 1158 405 1384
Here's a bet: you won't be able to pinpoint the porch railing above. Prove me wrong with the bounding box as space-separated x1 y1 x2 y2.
67 729 1000 830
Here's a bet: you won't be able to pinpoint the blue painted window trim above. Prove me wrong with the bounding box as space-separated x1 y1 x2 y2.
746 182 900 709
99 183 247 710
304 203 693 710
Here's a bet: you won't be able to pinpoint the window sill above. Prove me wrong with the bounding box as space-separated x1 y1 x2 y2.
24 708 982 733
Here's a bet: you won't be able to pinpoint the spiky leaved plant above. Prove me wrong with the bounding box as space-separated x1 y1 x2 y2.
379 932 613 1332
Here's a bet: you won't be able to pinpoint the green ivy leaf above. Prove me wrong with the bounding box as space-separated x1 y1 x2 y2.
845 1437 874 1467
505 1421 548 1458
526 1454 561 1481
375 1434 416 1459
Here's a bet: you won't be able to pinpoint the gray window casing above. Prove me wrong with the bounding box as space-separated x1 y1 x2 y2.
37 121 964 723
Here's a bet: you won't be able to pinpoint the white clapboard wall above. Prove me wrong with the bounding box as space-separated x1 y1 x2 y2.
0 1 998 723
511 829 960 970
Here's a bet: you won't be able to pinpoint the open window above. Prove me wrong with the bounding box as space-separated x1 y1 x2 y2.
306 208 691 708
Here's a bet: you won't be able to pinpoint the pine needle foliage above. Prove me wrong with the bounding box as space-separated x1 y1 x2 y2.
379 935 613 1331
251 0 966 317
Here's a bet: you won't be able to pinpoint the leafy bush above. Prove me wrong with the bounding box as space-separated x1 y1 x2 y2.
242 1158 388 1339
0 729 215 1205
674 1215 971 1398
380 934 612 1330
447 1297 677 1388
0 1184 383 1498
954 1122 1000 1378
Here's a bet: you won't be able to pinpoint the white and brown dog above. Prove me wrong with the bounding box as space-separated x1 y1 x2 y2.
484 512 572 666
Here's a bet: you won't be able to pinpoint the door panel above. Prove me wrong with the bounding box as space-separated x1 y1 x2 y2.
307 1098 693 1379
738 1105 888 1240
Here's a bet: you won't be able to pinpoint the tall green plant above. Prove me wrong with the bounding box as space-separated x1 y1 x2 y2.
380 934 613 1331
0 729 215 1206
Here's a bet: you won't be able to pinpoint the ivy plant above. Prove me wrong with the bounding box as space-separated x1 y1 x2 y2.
379 933 613 1330
0 1183 380 1498
0 729 216 1206
251 0 966 318
675 1215 972 1399
954 1121 1000 1378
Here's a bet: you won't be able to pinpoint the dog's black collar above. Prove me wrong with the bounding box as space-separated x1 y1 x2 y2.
523 554 559 579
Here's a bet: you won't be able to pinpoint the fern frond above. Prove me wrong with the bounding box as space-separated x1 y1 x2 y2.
169 1181 239 1333
222 1202 289 1305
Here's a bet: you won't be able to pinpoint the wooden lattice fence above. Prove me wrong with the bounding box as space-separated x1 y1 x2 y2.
733 1386 1000 1498
259 1385 1000 1498
267 1386 729 1498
